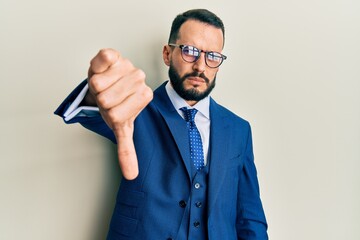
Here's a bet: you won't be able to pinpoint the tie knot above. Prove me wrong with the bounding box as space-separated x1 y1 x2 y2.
180 107 198 123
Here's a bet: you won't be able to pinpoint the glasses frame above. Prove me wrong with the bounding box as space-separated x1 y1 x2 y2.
168 43 227 68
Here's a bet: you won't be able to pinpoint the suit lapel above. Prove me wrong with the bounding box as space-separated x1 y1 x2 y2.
207 98 230 216
153 82 192 179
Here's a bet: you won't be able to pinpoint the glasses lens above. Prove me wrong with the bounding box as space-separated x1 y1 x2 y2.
206 52 223 68
182 45 199 62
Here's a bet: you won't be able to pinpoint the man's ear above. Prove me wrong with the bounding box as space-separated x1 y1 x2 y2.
162 45 171 66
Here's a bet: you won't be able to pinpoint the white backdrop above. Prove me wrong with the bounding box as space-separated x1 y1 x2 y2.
1 0 359 239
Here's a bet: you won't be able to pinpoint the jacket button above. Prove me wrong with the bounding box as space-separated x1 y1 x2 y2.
193 221 200 228
194 183 201 189
179 200 187 208
195 201 202 208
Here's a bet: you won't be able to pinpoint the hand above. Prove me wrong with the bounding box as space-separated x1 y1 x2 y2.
86 49 153 180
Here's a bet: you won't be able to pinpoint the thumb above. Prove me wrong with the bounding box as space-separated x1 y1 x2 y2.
114 124 139 180
88 48 120 79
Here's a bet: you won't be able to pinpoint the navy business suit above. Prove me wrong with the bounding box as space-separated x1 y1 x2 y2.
55 80 268 239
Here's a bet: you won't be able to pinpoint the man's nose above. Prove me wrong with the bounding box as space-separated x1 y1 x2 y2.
192 53 206 73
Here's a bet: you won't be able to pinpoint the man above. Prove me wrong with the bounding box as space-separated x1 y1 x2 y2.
55 9 268 240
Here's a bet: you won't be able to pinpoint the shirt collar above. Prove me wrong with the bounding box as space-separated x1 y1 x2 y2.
165 81 210 120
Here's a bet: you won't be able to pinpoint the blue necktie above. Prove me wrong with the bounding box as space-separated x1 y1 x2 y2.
180 107 205 171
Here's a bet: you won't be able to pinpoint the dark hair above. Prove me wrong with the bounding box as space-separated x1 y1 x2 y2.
168 9 225 46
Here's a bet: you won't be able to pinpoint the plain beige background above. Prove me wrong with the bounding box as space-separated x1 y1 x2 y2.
1 0 359 239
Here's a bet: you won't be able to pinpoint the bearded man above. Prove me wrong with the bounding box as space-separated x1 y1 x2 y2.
55 9 268 240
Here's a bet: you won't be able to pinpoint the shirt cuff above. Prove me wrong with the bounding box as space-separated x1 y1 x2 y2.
63 83 100 122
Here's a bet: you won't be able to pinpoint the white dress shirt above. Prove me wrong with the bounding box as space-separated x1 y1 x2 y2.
165 82 210 164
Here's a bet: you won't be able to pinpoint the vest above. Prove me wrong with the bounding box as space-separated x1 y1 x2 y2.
176 164 209 240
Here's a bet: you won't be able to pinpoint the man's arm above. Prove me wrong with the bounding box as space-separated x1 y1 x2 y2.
55 49 153 180
236 124 268 239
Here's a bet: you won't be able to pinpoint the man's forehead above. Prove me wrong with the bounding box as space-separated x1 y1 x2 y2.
177 20 224 51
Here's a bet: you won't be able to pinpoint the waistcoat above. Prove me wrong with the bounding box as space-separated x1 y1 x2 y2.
176 164 209 240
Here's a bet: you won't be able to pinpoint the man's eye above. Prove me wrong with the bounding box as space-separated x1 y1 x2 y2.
184 47 199 56
208 53 221 62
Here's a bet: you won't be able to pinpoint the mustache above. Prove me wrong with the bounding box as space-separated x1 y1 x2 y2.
183 72 210 84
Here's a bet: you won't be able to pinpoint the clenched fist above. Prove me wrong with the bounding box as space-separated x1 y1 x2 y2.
84 48 153 180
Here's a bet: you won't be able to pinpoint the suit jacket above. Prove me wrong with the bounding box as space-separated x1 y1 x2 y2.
55 81 268 240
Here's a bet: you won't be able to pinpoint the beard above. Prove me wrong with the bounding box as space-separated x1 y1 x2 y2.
168 62 216 102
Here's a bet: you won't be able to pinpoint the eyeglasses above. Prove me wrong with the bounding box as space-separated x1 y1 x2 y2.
168 43 227 68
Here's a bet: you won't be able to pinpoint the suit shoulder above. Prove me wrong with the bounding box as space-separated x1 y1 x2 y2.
213 100 251 128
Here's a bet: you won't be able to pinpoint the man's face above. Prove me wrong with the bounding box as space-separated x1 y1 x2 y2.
168 61 216 102
163 20 224 105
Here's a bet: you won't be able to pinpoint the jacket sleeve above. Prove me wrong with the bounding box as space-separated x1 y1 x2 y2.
236 124 268 240
54 80 116 143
